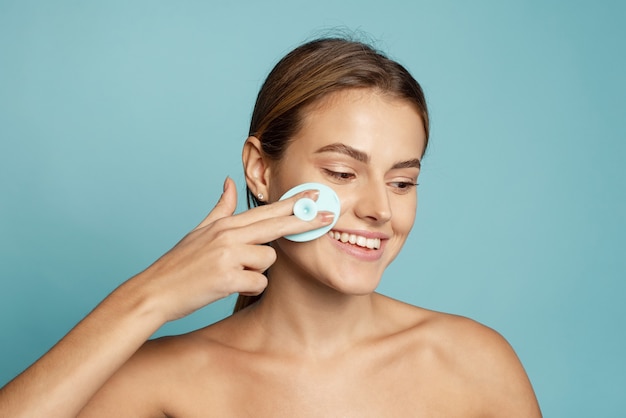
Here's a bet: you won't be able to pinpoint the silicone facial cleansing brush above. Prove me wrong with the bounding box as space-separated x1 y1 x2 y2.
279 182 340 242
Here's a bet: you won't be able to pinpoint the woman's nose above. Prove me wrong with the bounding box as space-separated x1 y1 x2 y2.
353 182 392 224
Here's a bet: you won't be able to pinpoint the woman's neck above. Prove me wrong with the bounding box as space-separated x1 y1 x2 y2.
246 268 380 358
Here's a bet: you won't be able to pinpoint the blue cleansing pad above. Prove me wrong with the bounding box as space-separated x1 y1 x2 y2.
279 182 340 242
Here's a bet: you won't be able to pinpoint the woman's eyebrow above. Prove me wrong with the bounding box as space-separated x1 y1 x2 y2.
392 158 421 169
315 143 421 169
314 143 369 163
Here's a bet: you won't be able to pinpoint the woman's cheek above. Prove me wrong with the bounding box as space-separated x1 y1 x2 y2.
394 197 418 232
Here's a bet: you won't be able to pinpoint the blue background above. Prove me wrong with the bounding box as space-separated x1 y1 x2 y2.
1 1 624 416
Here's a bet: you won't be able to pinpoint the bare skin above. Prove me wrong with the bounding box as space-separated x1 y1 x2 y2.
80 296 540 417
0 89 541 417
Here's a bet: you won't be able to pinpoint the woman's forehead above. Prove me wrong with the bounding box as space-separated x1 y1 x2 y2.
292 89 426 154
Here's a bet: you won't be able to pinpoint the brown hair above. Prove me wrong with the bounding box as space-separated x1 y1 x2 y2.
234 37 429 313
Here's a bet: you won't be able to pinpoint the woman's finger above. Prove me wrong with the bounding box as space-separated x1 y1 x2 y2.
218 187 322 231
239 243 277 272
228 270 269 296
225 210 335 245
194 177 238 230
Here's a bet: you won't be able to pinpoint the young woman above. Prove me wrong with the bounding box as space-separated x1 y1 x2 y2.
0 38 541 417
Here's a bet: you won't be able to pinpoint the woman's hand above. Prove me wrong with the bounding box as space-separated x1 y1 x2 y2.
137 176 333 322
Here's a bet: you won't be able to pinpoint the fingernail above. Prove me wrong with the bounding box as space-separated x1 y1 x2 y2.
318 211 335 223
304 190 320 200
223 176 230 192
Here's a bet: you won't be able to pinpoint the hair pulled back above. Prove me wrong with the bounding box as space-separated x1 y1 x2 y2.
234 37 429 313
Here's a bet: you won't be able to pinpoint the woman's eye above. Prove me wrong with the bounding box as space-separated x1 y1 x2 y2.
390 181 418 193
323 169 355 181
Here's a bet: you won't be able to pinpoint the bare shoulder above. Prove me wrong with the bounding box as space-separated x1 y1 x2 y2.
375 294 542 417
79 323 231 417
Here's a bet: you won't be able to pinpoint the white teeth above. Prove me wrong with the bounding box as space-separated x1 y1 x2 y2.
328 231 381 250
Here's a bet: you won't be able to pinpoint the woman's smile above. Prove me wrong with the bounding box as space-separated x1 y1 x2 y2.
327 229 387 262
327 230 383 251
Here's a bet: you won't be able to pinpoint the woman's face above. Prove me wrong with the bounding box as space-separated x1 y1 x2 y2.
268 88 427 295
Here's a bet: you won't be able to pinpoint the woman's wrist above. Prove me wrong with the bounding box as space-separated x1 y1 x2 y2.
109 268 172 330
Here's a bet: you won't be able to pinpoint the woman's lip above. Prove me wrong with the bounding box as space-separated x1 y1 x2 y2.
329 228 390 240
327 233 386 261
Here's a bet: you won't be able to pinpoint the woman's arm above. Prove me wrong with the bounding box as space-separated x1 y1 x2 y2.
0 276 165 418
0 178 332 418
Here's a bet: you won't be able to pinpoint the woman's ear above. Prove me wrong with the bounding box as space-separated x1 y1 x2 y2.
242 136 271 199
